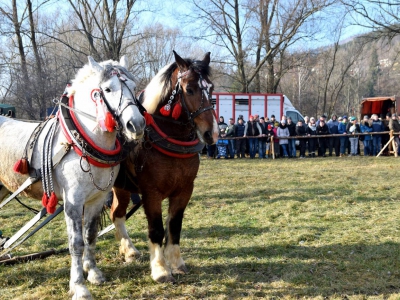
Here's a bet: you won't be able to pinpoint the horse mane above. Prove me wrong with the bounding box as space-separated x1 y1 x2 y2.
68 59 136 96
142 58 211 114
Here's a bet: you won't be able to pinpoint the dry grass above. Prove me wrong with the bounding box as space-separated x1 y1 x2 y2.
1 155 400 299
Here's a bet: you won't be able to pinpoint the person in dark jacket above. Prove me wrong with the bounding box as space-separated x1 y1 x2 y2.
338 116 349 157
296 120 307 158
235 117 246 158
389 113 400 155
265 123 274 158
371 114 385 155
244 115 262 158
360 115 373 156
316 118 330 157
225 118 236 159
306 117 317 157
258 117 267 158
346 116 361 156
327 114 340 156
286 117 297 158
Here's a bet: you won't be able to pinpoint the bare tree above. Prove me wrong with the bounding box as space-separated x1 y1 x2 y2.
184 0 334 93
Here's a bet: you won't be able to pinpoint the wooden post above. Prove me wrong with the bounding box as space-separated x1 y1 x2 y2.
377 136 395 157
271 136 275 159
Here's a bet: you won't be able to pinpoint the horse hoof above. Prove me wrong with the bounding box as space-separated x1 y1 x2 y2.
87 268 106 285
172 264 188 275
69 284 92 300
153 274 176 283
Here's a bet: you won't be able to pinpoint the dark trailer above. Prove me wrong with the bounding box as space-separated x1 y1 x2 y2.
0 104 16 118
360 96 400 119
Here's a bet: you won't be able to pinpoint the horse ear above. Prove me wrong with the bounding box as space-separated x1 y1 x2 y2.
202 52 211 66
120 55 128 68
173 50 189 71
88 56 103 73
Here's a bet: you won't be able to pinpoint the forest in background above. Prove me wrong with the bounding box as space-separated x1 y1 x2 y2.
0 0 399 120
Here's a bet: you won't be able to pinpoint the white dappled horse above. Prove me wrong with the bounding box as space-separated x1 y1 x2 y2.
0 56 145 299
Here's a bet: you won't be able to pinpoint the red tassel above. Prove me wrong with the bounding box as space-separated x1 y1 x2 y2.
13 158 29 174
46 192 58 214
42 192 49 207
172 101 182 120
160 104 171 116
105 111 116 132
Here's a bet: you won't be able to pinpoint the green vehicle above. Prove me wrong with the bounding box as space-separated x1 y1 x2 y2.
0 104 16 118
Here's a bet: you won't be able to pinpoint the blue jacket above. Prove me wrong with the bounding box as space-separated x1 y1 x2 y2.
338 122 348 134
371 119 385 132
360 121 373 141
235 123 245 137
327 119 339 134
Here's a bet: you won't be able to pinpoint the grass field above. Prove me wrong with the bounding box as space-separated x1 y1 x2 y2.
1 155 400 299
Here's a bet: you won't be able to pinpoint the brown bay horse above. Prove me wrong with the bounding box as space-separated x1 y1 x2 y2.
110 51 218 283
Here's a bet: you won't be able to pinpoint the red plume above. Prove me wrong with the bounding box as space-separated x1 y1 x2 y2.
172 101 182 120
47 192 58 214
42 192 49 207
160 104 171 116
105 112 116 132
13 158 29 174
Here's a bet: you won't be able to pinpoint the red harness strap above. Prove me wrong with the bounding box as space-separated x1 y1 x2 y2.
58 95 122 168
144 112 198 158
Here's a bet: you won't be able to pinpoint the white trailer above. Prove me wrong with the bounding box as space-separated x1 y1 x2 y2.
212 92 305 123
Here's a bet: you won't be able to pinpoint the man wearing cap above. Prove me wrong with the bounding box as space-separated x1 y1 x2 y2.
265 122 274 158
244 115 262 158
360 115 373 156
225 118 237 159
235 117 246 158
389 113 400 156
338 116 349 157
371 114 385 156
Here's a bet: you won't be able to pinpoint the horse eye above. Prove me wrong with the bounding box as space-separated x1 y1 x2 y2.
104 88 111 93
186 87 194 95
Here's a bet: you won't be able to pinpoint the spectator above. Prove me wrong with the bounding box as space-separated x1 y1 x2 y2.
316 114 327 127
235 117 246 158
360 115 373 156
265 123 274 158
286 117 297 158
225 118 236 159
303 116 310 155
216 116 228 159
338 116 349 157
347 116 361 156
258 117 267 159
371 114 385 156
269 114 276 126
273 122 280 158
277 119 290 158
316 118 329 157
244 115 262 159
327 114 340 156
296 120 307 158
389 113 400 156
382 112 391 155
306 117 317 157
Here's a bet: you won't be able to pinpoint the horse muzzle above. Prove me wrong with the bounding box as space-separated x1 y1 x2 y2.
124 117 145 141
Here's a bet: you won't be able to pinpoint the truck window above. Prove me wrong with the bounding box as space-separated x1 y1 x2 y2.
286 111 304 124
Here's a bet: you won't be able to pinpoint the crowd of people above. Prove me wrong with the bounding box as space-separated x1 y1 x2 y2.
206 113 400 159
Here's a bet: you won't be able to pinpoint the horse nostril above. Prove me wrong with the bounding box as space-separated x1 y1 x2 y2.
127 121 136 133
204 131 212 140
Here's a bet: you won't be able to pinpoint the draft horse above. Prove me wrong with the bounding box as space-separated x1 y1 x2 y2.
0 56 145 299
110 51 218 283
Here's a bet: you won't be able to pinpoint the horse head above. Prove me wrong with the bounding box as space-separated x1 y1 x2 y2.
142 52 218 145
69 56 146 143
172 51 218 145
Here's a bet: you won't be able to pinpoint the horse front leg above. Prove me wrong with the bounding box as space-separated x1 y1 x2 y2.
143 193 174 283
82 200 106 285
110 188 140 262
64 200 92 300
164 191 192 276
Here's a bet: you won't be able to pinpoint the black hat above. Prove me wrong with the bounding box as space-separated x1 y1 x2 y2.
260 117 265 120
219 116 224 119
271 114 275 118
